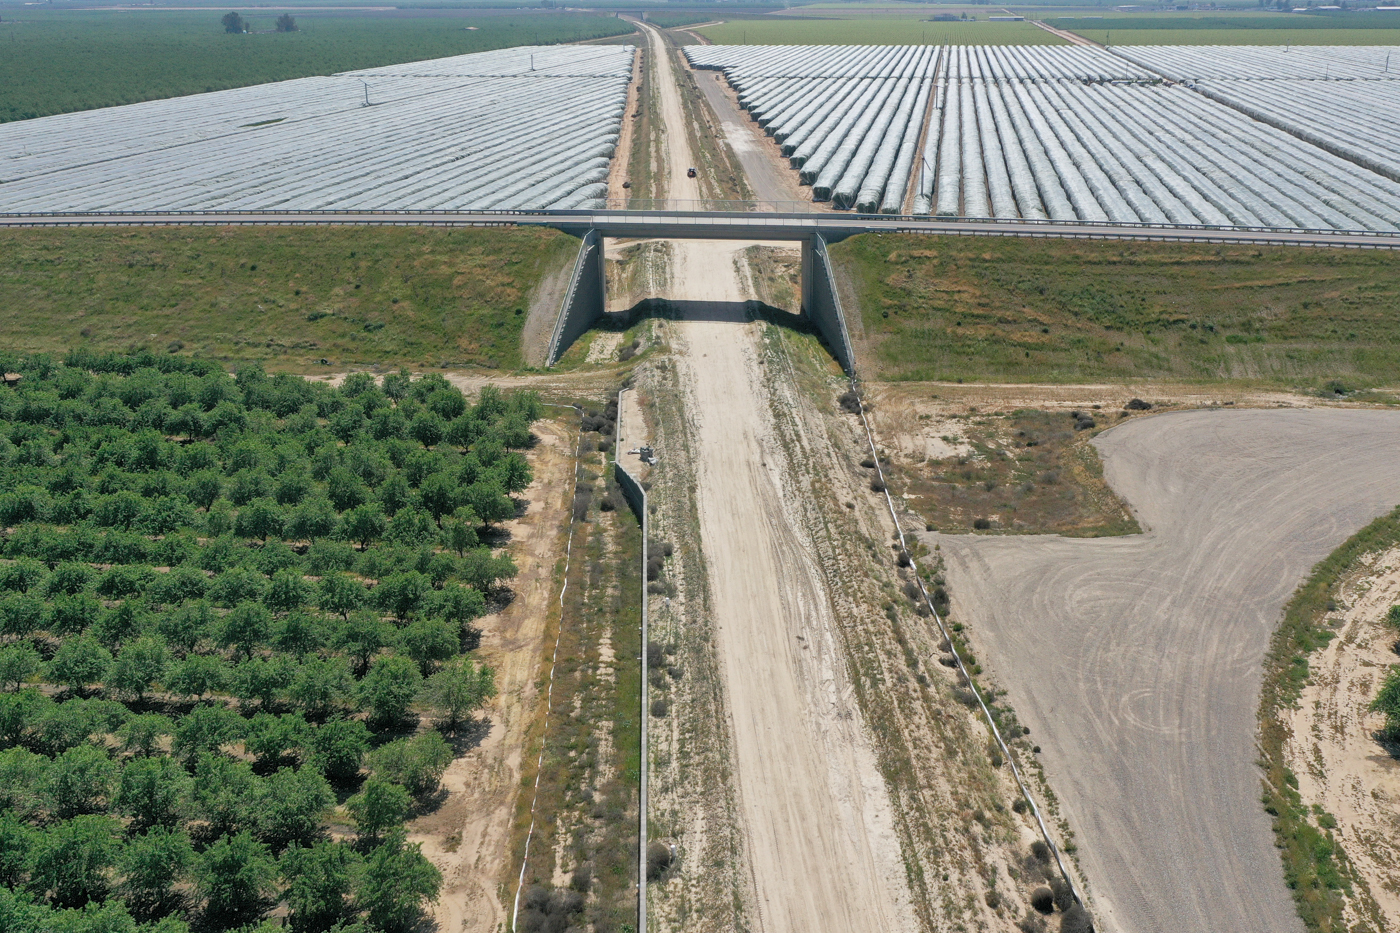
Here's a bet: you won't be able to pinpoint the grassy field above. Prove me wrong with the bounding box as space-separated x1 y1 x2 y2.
832 234 1400 387
0 10 632 122
696 18 1065 44
0 227 577 371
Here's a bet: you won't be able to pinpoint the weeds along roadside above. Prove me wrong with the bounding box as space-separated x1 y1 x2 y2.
1258 504 1400 933
508 396 643 933
760 324 1086 930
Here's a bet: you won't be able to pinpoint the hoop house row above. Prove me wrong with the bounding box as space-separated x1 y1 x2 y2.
690 45 940 211
0 46 635 212
1111 44 1400 81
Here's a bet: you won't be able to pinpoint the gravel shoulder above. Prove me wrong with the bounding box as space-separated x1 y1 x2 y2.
929 408 1400 933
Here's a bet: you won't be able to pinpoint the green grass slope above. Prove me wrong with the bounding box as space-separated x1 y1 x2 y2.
832 233 1400 386
0 227 577 372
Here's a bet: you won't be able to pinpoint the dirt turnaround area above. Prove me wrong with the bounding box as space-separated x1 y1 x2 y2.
931 409 1400 933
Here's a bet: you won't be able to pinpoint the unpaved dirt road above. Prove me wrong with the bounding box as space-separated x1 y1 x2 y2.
668 236 916 933
638 21 701 206
930 409 1400 933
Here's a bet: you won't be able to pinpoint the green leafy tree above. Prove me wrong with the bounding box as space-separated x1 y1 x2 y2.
221 11 245 33
440 510 480 557
373 572 429 622
326 468 366 513
43 744 117 818
422 656 496 729
265 570 312 615
1372 667 1400 739
254 767 335 851
431 582 487 629
107 636 169 702
464 480 513 527
119 826 194 920
231 655 295 710
198 832 276 928
218 602 273 661
156 600 214 653
281 841 361 933
357 829 441 933
408 412 445 449
46 636 111 696
361 655 422 729
172 704 245 768
28 815 122 909
367 732 452 797
288 656 353 719
308 718 370 785
334 611 392 678
244 711 310 769
274 610 327 658
0 644 40 691
416 473 458 527
318 573 365 620
117 756 191 831
346 777 410 842
0 746 47 821
494 452 533 493
192 754 257 838
45 562 93 597
117 713 174 757
376 473 410 518
165 653 229 702
235 498 283 542
342 504 385 549
187 471 223 510
0 811 34 888
399 618 458 676
286 497 338 542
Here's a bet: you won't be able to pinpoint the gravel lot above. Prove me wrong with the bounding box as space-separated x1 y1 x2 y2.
929 408 1400 933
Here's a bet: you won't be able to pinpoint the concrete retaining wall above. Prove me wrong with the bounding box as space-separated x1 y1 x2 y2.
802 233 856 376
546 228 607 366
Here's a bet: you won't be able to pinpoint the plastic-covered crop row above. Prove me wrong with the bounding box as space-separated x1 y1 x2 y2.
1109 44 1400 82
685 45 940 213
907 46 1400 228
0 46 635 211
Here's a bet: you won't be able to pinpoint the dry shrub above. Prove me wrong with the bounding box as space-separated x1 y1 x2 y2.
646 841 673 881
1030 887 1054 914
838 390 862 414
1059 904 1093 933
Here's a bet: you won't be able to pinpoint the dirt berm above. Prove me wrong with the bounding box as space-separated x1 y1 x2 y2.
930 408 1400 933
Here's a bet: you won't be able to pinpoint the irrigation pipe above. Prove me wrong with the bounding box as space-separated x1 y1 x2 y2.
511 402 585 932
849 379 1083 907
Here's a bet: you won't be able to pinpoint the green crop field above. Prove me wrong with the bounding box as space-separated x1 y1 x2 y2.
0 10 632 122
0 349 541 932
696 17 1066 44
832 234 1400 387
0 227 577 372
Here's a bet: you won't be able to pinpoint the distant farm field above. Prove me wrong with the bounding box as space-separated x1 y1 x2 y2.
0 227 576 370
832 233 1400 386
695 18 1066 45
0 10 631 122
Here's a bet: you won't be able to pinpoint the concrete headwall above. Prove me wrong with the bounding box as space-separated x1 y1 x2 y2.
546 228 607 366
802 233 856 376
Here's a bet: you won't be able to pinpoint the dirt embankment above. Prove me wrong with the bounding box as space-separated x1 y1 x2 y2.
1289 547 1400 930
407 414 576 933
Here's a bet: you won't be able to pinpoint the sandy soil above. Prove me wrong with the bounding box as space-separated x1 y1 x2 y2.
1290 546 1400 929
661 235 916 933
930 409 1400 933
609 46 644 201
407 414 576 933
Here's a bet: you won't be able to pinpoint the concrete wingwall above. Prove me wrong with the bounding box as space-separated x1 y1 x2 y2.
546 229 607 366
802 234 857 376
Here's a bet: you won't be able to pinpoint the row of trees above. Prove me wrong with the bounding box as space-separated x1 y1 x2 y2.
0 352 536 931
221 13 297 34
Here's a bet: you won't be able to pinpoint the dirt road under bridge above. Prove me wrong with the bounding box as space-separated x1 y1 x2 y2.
930 408 1400 933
